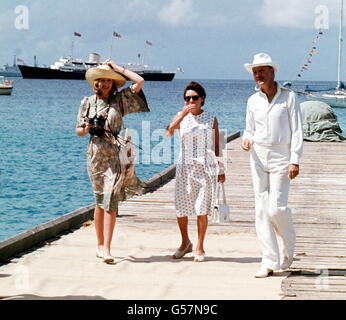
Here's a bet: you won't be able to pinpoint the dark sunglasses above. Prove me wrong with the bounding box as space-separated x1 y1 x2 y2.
184 95 200 102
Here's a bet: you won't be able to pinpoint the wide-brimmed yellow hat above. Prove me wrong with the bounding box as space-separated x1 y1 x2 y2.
85 65 126 88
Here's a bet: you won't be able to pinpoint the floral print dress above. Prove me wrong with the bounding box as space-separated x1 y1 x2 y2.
77 86 149 212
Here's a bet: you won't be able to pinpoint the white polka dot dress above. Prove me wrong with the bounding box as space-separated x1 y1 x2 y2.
175 111 217 217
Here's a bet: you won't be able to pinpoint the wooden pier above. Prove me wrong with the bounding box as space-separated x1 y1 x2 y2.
125 137 346 299
0 134 345 300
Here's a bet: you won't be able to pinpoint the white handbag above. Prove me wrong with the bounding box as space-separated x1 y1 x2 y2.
212 182 230 223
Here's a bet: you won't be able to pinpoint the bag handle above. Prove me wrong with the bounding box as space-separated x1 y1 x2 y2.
216 182 227 205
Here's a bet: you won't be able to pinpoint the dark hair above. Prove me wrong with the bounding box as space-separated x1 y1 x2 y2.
93 79 118 96
183 81 206 106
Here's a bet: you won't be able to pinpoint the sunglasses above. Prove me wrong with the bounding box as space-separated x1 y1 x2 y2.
184 95 200 102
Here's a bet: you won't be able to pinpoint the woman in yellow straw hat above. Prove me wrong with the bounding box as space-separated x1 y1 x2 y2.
76 60 149 263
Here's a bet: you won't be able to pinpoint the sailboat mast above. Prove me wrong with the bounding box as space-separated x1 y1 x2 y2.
337 0 343 90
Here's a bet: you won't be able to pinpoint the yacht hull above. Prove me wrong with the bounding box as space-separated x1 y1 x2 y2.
306 94 346 108
19 65 175 81
0 87 13 95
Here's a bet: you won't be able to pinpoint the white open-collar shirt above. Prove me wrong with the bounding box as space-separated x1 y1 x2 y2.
243 82 303 165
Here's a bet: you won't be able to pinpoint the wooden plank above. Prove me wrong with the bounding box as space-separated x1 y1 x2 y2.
118 138 346 299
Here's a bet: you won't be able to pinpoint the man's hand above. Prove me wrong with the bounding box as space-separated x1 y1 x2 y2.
242 139 251 151
288 164 299 180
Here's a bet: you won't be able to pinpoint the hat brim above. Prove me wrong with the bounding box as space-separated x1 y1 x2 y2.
85 67 127 88
244 62 279 74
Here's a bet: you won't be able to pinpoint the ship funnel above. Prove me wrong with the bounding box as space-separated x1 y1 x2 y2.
88 53 101 64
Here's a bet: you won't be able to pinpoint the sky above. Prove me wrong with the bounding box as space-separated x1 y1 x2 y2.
0 0 344 81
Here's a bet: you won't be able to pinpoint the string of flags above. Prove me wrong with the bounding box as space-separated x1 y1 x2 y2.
296 29 324 79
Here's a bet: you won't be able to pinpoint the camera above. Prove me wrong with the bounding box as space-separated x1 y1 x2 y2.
86 115 106 137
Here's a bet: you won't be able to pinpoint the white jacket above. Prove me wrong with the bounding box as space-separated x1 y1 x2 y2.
243 83 303 164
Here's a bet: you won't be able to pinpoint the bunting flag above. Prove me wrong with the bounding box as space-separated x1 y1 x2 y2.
113 32 121 38
292 29 324 81
74 32 81 37
177 66 184 73
146 40 153 46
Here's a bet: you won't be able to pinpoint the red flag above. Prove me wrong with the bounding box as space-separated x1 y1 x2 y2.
146 40 152 46
17 58 24 63
74 32 81 37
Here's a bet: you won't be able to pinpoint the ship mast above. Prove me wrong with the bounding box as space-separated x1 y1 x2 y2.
70 37 75 59
337 0 343 90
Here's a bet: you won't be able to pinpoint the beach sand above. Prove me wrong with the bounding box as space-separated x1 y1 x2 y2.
0 219 288 300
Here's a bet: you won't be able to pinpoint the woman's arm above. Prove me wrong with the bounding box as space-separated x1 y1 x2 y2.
213 117 220 157
105 60 144 93
213 117 225 183
165 104 195 137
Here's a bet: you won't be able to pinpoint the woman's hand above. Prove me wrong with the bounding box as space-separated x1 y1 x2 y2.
103 60 124 73
217 174 226 183
182 104 198 117
76 123 93 137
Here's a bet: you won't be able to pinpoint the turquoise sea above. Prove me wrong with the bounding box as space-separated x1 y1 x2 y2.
1 78 346 241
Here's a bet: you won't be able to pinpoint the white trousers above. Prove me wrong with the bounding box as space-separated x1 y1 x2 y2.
250 143 296 271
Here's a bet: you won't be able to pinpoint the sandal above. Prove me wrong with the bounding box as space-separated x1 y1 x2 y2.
96 248 104 259
194 252 205 262
103 255 115 264
172 242 193 259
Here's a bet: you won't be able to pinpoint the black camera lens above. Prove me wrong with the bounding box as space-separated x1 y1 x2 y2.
87 116 106 137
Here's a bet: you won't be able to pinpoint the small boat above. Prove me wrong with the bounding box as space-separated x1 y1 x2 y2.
0 76 14 95
0 55 21 77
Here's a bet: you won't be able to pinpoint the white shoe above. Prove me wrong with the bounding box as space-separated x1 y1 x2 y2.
96 248 104 259
172 242 193 259
254 265 274 278
281 257 293 270
103 255 115 264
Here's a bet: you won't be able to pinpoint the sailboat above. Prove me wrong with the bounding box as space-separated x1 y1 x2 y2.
305 0 346 108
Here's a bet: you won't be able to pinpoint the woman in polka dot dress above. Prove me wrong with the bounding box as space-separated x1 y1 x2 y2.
165 81 225 262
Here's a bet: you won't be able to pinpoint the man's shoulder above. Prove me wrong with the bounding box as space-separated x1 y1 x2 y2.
280 85 296 96
247 91 261 103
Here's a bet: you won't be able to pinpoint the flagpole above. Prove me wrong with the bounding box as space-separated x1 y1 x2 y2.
110 35 114 60
70 36 75 59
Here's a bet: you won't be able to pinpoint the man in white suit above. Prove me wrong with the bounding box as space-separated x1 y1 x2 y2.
242 53 303 278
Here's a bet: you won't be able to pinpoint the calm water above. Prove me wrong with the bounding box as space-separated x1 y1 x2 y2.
0 78 345 241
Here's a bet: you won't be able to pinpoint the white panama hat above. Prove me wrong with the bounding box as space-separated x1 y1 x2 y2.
244 53 279 74
85 64 126 88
